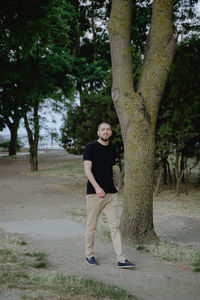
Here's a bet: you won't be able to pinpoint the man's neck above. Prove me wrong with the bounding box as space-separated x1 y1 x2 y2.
97 138 109 146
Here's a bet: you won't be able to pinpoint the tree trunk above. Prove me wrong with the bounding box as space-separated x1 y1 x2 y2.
108 0 177 244
117 166 125 191
184 157 199 195
174 151 184 196
166 159 172 184
29 141 38 171
181 153 185 183
5 115 20 156
163 158 167 185
155 161 164 197
9 126 18 156
23 100 39 171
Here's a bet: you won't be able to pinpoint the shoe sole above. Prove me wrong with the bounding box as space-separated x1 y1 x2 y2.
117 265 136 269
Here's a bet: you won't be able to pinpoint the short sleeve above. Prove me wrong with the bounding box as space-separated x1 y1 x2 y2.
83 143 93 161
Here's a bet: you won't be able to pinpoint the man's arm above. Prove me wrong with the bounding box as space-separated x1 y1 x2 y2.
84 160 105 198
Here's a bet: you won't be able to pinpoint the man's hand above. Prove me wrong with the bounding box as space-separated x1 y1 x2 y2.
95 186 105 198
84 160 105 198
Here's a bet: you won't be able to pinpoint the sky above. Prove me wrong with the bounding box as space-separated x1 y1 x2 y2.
197 1 200 12
1 99 65 143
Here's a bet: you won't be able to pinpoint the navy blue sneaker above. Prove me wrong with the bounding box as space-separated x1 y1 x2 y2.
117 259 135 269
85 257 99 266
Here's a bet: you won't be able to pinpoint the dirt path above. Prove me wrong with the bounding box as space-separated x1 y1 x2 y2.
0 150 200 300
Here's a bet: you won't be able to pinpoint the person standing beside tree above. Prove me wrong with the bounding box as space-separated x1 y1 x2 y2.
83 122 135 269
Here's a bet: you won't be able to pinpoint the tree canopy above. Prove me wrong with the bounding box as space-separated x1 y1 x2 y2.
0 0 75 162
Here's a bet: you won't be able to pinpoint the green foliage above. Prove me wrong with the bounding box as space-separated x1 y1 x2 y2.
156 36 200 160
68 0 111 92
60 43 142 167
0 0 199 165
131 1 152 52
0 0 76 160
60 85 124 166
0 138 24 151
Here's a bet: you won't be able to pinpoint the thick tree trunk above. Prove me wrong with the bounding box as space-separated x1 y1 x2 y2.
108 0 177 244
5 116 20 156
122 120 157 243
9 127 18 156
29 142 38 171
116 166 125 191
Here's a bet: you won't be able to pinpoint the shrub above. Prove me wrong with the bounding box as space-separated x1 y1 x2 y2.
0 138 25 151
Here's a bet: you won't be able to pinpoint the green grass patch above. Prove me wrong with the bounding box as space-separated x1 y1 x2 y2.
136 245 149 252
0 248 18 263
50 274 136 299
193 267 200 272
136 245 145 251
147 241 200 271
30 159 84 179
24 252 50 268
0 243 136 299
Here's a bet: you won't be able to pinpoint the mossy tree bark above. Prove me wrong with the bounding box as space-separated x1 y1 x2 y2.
108 0 177 244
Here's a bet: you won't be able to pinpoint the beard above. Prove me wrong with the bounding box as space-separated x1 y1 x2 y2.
99 136 110 142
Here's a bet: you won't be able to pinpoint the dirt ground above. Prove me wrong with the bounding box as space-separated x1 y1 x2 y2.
0 150 200 300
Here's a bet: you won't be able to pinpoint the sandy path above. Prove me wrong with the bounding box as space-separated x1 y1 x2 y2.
0 150 200 300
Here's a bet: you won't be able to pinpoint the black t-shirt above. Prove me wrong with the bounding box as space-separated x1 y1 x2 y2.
83 141 118 194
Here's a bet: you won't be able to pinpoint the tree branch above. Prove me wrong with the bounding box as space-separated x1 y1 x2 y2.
137 0 177 118
108 0 134 140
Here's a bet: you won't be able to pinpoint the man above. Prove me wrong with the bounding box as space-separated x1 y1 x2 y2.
83 122 135 269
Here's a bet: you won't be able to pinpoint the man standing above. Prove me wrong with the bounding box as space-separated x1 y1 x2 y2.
83 122 135 269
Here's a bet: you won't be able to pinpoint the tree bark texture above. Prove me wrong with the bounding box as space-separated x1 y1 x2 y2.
175 151 185 196
5 115 20 156
108 0 177 244
23 100 39 171
9 126 18 156
155 161 164 197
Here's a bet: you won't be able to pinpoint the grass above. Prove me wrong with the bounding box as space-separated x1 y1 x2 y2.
0 239 136 300
28 159 85 179
154 189 200 215
136 242 200 272
0 246 50 269
0 271 136 299
23 252 50 268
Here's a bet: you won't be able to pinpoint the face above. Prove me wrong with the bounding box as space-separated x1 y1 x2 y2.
97 123 112 142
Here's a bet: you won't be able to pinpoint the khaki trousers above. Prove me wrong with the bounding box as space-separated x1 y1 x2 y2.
85 193 126 263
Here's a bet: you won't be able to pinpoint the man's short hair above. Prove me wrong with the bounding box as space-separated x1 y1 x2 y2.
97 122 111 131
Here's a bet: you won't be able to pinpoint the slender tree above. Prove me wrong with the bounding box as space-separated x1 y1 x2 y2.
108 0 177 244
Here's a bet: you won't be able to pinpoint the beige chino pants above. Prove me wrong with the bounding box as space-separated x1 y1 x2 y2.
85 193 126 263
